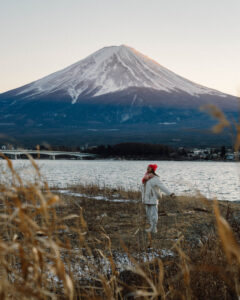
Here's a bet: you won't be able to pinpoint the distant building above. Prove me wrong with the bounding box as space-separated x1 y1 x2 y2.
226 153 235 161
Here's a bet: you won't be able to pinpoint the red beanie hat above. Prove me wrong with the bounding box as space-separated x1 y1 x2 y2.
148 164 157 172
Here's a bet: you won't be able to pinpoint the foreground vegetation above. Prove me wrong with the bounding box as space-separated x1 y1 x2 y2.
0 155 240 299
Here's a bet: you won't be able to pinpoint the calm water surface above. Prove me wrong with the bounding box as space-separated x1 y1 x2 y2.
0 160 239 201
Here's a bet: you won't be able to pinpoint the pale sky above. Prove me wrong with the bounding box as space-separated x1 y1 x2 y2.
0 0 239 96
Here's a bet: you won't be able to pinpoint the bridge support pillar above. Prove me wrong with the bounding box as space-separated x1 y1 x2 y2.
51 155 55 160
14 154 18 160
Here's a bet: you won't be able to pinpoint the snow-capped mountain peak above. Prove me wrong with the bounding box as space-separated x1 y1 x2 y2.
17 45 226 104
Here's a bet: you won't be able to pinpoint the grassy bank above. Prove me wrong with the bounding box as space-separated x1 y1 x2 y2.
0 156 240 299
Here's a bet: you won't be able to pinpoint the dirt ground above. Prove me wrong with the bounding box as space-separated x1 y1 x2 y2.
55 185 240 253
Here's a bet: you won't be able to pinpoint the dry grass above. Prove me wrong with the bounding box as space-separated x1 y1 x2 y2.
0 154 240 299
61 183 141 201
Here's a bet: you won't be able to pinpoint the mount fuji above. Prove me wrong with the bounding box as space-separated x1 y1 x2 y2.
0 45 238 146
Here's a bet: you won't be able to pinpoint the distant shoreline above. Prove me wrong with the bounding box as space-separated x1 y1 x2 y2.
0 156 236 162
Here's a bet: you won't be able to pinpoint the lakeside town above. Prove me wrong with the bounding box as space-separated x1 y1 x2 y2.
1 143 238 161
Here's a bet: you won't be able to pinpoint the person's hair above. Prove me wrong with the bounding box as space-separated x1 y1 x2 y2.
149 169 159 176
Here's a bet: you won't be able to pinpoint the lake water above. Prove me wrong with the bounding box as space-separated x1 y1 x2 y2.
0 160 240 201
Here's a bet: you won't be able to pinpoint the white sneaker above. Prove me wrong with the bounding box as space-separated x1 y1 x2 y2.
151 227 158 233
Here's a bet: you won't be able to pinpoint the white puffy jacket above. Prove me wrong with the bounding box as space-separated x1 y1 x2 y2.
141 176 171 205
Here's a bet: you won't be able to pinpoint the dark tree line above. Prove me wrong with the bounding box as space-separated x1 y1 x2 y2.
86 143 176 158
33 142 190 159
9 142 231 160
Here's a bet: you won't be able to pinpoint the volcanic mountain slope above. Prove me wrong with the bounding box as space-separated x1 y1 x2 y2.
0 45 238 146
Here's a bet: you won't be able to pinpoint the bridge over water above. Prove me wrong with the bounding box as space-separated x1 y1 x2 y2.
0 150 96 160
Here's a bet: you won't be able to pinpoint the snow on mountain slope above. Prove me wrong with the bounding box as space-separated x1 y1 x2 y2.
17 45 226 104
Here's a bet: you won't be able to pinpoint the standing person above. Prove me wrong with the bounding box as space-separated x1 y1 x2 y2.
142 164 174 233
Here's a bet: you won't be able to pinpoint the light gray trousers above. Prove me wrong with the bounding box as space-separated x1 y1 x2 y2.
145 204 158 232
